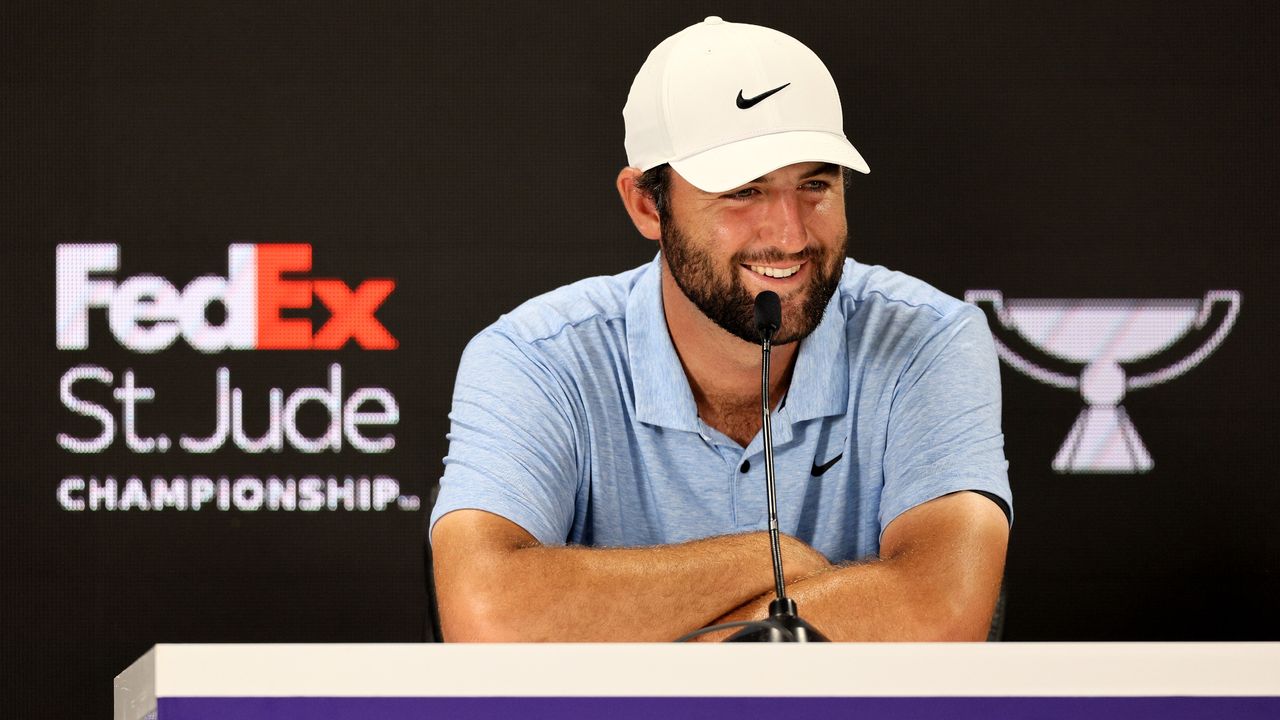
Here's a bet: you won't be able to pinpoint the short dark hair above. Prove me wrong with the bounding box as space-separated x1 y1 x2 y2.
633 163 856 225
634 164 672 223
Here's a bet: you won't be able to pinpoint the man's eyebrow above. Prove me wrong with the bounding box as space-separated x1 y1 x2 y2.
799 163 840 179
735 163 841 189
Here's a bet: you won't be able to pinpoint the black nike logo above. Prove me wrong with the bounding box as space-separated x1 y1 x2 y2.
736 83 790 109
811 452 843 476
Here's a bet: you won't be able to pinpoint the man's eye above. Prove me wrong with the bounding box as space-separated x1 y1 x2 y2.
802 180 831 191
723 187 759 200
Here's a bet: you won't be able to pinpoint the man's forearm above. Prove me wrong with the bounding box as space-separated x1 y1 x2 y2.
698 492 1009 642
433 516 830 642
699 557 995 641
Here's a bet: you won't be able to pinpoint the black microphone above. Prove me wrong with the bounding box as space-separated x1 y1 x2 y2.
754 289 781 341
725 292 829 642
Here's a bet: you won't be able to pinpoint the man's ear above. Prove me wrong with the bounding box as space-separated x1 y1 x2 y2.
616 167 662 241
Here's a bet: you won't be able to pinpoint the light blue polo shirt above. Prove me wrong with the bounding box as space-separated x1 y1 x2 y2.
430 255 1010 563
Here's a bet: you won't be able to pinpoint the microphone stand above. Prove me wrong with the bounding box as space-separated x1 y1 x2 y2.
725 292 829 643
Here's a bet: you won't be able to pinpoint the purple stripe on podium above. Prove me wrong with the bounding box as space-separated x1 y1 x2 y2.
159 696 1280 719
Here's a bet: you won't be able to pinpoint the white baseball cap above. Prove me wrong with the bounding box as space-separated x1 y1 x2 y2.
623 16 870 193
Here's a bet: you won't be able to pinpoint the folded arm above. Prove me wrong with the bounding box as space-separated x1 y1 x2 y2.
431 508 832 642
698 490 1009 641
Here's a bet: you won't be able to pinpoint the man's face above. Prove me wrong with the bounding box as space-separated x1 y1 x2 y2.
660 162 848 345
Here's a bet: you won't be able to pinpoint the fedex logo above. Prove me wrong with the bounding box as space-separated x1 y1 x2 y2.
56 244 397 352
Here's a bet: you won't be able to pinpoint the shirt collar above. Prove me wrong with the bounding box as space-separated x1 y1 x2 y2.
776 281 850 423
627 255 852 432
627 255 702 432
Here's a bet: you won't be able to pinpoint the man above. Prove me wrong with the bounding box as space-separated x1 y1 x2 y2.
430 17 1011 642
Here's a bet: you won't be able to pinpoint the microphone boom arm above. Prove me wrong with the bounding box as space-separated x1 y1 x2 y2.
722 291 830 642
760 335 788 602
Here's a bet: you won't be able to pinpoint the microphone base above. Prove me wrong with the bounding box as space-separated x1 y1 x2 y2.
723 598 831 643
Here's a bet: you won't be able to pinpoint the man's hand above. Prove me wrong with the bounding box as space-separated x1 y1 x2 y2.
431 509 832 642
697 491 1009 641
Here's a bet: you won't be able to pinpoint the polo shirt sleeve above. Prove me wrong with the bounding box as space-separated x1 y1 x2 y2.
429 328 580 546
878 304 1012 538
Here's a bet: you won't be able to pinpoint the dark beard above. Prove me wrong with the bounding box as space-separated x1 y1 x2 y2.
660 221 846 345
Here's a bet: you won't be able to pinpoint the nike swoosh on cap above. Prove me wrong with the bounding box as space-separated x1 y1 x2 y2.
736 82 791 109
811 452 844 477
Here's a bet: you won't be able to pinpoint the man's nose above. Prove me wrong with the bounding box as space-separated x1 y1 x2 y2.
761 191 806 250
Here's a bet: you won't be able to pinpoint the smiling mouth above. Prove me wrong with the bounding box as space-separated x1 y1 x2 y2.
744 262 803 279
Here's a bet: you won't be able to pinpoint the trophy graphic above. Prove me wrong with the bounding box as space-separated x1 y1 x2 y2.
965 290 1241 474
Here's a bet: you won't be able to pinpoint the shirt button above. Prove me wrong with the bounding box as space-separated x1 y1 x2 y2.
740 460 750 473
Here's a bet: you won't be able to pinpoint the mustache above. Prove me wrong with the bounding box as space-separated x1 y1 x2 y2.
733 246 820 265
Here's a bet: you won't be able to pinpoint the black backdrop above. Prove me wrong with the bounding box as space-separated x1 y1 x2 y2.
4 1 1278 716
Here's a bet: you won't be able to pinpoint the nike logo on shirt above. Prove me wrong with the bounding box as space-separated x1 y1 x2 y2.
811 452 844 476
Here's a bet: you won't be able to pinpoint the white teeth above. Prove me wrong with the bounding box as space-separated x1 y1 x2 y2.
749 264 801 278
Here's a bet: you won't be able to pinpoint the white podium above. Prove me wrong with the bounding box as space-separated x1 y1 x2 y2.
115 643 1280 720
